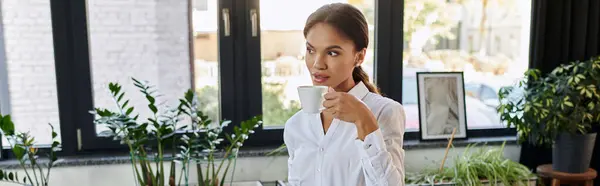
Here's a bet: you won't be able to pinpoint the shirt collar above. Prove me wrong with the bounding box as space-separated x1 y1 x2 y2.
347 81 369 100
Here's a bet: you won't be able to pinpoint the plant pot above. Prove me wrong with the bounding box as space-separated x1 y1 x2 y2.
552 132 597 173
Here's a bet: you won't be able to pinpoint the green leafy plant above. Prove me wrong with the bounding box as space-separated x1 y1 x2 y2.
91 78 182 186
497 56 600 146
91 78 261 186
177 89 261 186
0 115 61 186
405 142 534 186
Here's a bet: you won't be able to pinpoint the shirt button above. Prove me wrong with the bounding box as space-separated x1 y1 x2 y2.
317 169 321 172
320 148 324 152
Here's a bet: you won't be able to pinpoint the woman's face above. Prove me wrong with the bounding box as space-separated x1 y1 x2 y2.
305 23 365 91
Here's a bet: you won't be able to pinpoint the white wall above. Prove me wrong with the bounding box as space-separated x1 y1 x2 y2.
1 0 61 145
2 144 521 186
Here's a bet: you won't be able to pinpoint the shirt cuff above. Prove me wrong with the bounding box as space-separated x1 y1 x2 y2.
355 128 387 158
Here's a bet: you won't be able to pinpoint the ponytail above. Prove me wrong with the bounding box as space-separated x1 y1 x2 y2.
352 66 380 94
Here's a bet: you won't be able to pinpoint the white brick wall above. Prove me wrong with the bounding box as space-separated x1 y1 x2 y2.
1 0 191 145
1 0 60 145
88 0 191 125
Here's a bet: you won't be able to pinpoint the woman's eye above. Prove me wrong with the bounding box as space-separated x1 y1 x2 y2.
328 51 339 56
306 48 315 54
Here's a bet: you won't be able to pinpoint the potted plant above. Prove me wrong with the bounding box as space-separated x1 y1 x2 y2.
498 56 600 173
91 78 262 186
0 114 61 186
405 142 535 186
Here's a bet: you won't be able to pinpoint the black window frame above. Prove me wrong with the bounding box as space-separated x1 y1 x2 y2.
0 0 521 156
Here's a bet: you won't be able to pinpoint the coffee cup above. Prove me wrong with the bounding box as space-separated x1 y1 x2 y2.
297 86 328 113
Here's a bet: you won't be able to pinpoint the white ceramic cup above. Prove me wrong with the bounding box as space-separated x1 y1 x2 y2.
297 86 328 113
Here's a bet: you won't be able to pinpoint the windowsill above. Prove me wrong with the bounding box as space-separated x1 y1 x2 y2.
403 135 517 150
0 136 517 169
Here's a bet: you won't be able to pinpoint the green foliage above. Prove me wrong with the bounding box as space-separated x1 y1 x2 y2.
0 115 61 186
405 142 533 185
91 78 262 186
92 78 176 186
196 82 300 126
178 88 262 186
195 86 220 125
498 56 600 146
262 82 301 126
403 0 457 49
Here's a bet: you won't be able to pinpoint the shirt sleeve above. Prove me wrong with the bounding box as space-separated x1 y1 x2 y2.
354 102 406 186
283 117 297 184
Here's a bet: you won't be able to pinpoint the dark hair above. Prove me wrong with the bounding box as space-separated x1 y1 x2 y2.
303 3 380 94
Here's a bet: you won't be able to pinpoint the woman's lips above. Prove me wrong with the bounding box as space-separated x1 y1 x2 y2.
312 73 330 83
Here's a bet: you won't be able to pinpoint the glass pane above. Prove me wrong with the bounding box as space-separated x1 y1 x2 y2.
192 0 220 124
402 0 532 131
260 0 376 127
87 0 196 135
1 0 61 146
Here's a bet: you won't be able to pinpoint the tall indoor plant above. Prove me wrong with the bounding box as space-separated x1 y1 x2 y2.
498 56 600 173
91 78 261 186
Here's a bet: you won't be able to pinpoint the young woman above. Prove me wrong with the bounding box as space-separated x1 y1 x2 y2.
283 3 406 186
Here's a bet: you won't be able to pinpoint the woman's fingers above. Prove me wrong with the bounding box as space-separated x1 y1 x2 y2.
323 107 336 115
328 87 335 93
323 99 336 108
324 92 339 100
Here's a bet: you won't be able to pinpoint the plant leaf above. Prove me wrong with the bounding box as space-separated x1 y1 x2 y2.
13 146 26 160
564 101 574 107
524 105 531 112
118 92 125 102
122 100 130 109
126 107 134 115
146 95 155 104
1 115 15 136
149 105 158 114
568 77 574 85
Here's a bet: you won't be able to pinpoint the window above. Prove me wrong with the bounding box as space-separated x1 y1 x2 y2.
402 0 532 131
1 0 61 146
87 0 194 135
0 0 525 155
192 0 221 124
259 0 376 127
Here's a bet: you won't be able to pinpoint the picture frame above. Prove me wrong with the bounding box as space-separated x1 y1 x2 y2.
416 72 468 141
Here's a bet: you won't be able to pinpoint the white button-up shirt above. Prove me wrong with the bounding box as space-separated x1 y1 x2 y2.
284 82 406 186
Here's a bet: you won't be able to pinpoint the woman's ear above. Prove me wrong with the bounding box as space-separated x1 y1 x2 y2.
354 48 367 67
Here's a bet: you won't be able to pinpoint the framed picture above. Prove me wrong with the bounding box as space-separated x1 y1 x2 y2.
416 72 468 141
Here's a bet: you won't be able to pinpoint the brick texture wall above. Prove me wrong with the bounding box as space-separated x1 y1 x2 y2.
88 0 191 125
1 0 191 144
1 0 61 145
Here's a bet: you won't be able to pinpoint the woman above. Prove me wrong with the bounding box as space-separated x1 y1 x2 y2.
284 3 406 186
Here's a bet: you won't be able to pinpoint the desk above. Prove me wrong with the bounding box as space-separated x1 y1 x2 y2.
537 164 597 186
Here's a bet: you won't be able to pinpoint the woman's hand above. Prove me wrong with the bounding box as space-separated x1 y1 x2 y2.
323 88 378 140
